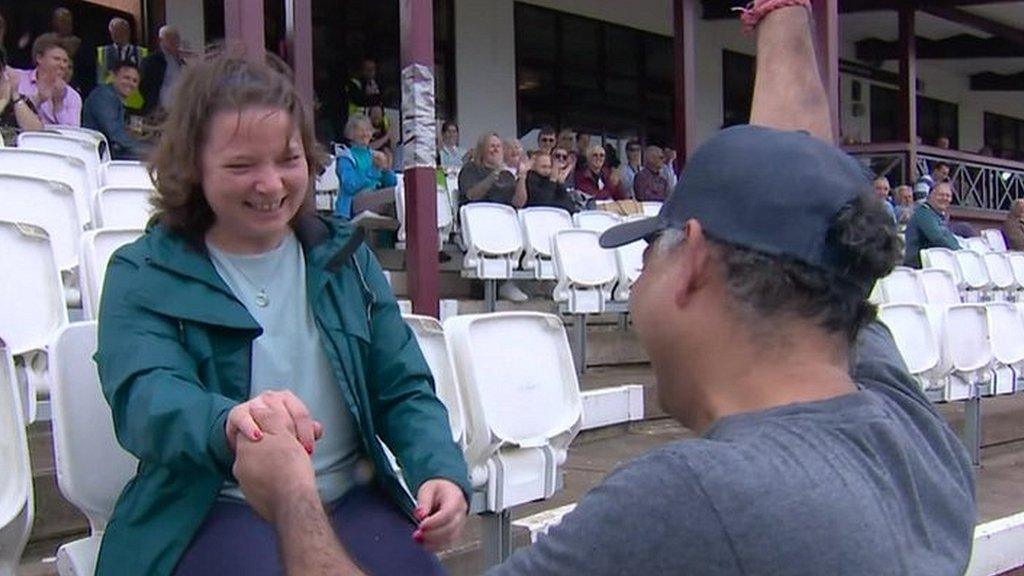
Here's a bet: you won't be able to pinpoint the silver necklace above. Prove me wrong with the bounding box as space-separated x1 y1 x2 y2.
220 242 291 308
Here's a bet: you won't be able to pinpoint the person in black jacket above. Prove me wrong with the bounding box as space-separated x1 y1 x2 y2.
139 25 185 116
524 151 577 213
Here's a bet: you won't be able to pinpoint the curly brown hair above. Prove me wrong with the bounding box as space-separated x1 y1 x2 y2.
149 47 326 246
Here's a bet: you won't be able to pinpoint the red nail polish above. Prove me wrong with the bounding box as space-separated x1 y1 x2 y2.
413 533 424 543
305 443 313 454
253 430 263 440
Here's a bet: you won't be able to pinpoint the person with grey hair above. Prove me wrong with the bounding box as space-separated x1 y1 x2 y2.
227 4 974 575
633 145 670 201
140 25 186 114
334 113 398 220
97 17 147 85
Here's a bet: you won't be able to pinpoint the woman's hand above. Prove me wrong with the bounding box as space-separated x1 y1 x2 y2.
413 479 467 551
226 389 323 454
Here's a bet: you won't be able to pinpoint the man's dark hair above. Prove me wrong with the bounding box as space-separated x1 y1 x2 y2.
110 60 139 75
626 139 641 151
538 125 556 137
933 161 950 173
712 193 900 343
441 120 458 133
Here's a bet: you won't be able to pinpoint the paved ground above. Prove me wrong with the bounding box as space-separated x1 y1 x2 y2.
18 370 1024 575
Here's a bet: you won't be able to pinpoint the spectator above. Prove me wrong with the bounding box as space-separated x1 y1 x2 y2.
557 127 578 169
345 57 381 117
334 113 397 220
458 133 527 302
14 33 81 126
662 147 680 189
633 145 671 202
575 144 625 201
83 61 148 160
438 120 466 173
139 25 186 116
0 48 43 136
50 8 82 90
935 135 951 150
536 125 556 155
904 181 960 267
893 185 915 226
913 161 950 202
576 133 591 171
96 17 147 88
873 176 896 223
524 151 576 213
1002 199 1024 251
551 146 575 188
367 103 394 154
620 140 642 196
94 51 468 576
503 138 524 177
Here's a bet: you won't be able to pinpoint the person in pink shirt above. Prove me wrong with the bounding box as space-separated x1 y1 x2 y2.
14 33 81 126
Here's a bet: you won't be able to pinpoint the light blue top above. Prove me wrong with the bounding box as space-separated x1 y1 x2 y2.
207 231 361 503
334 144 398 219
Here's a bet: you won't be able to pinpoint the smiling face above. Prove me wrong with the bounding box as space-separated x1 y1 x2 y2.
201 107 309 254
504 141 522 168
36 45 69 79
112 65 139 99
587 146 606 173
483 135 504 168
533 153 553 178
928 182 953 213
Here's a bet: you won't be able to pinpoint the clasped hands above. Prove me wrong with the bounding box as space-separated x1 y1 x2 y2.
228 390 467 550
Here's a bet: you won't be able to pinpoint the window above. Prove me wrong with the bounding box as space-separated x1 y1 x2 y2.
869 86 959 147
984 112 1024 159
722 50 754 128
514 3 674 146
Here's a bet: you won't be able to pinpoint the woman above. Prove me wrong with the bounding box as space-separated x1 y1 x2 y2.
95 51 469 576
524 151 577 213
503 138 525 177
438 120 466 174
334 112 398 219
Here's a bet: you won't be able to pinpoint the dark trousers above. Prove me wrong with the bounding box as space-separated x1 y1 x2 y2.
173 484 447 576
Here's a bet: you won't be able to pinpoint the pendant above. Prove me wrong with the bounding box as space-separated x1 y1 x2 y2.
255 290 269 308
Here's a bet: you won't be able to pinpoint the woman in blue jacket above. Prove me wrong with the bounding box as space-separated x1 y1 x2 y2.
334 112 398 219
94 51 469 576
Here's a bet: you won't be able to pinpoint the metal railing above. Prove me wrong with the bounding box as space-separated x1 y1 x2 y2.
844 143 1024 212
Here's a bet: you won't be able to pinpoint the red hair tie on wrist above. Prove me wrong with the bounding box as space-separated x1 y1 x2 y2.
733 0 813 35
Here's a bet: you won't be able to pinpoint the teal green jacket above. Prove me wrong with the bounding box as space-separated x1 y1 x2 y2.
94 215 470 575
904 202 960 268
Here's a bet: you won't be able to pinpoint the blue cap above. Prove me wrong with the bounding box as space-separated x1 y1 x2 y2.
600 125 873 278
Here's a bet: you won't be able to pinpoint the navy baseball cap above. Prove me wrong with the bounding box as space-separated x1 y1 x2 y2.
600 125 873 278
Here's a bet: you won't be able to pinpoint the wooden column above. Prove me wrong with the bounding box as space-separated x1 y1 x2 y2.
285 0 315 105
812 0 839 144
400 0 440 318
224 0 264 61
672 0 697 164
899 6 918 180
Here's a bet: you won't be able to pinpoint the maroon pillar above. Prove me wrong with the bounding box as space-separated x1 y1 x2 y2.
400 0 440 318
285 0 315 106
811 0 839 144
898 7 918 179
224 0 264 61
672 0 697 165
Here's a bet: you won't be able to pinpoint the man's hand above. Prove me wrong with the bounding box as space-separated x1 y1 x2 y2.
413 479 467 551
233 402 318 523
226 389 323 454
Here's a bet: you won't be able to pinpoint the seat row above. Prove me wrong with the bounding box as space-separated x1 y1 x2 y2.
918 247 1024 301
0 311 584 575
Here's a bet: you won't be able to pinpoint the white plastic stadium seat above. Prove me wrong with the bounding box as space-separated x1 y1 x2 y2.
877 267 925 304
877 304 943 390
983 252 1016 295
1008 252 1024 291
46 124 110 162
93 186 154 229
80 229 144 319
0 148 94 229
18 131 102 189
444 312 583 511
0 174 83 272
573 210 620 233
403 315 466 447
921 247 963 288
100 161 155 190
961 236 990 253
954 250 993 295
613 236 648 302
551 229 617 314
395 178 453 249
982 229 1008 252
640 201 662 217
48 322 137 576
0 343 32 576
985 303 1024 396
918 268 962 306
519 207 573 280
944 304 993 399
460 203 523 279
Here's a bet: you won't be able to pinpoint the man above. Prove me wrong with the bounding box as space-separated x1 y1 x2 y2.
893 184 915 225
904 181 960 268
633 145 671 201
620 139 642 196
661 146 680 189
139 25 185 115
913 161 950 202
536 125 556 155
14 33 81 126
1002 199 1024 251
232 4 975 575
873 176 896 223
557 127 578 169
345 57 382 117
96 17 147 111
83 61 148 160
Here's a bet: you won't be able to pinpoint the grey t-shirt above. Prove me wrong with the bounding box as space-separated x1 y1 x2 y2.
208 231 362 504
491 322 976 575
